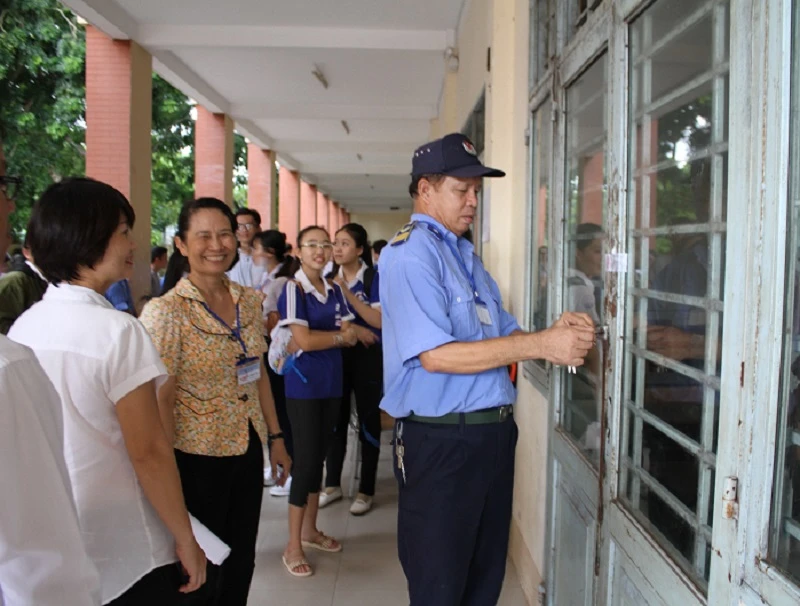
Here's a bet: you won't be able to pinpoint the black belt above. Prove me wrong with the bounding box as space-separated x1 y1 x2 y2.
406 404 513 425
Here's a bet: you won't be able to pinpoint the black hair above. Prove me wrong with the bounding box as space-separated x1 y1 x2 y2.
576 223 603 251
408 173 445 198
235 207 261 227
28 177 135 285
372 239 388 255
151 245 168 263
167 197 238 280
252 230 289 262
160 250 189 295
337 223 372 267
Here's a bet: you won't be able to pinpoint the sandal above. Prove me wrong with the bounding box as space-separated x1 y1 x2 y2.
301 532 343 553
282 553 313 577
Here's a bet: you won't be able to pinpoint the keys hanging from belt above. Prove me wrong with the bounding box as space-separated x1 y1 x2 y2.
396 421 406 484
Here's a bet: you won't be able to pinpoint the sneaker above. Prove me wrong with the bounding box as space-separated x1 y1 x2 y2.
263 466 276 487
270 476 292 497
349 494 373 516
318 487 343 509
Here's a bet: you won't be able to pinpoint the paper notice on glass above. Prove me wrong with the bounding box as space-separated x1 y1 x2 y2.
190 514 231 565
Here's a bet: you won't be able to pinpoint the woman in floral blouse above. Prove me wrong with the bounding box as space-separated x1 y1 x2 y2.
140 198 291 606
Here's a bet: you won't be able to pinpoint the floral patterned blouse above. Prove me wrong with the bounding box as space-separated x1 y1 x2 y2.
140 277 268 456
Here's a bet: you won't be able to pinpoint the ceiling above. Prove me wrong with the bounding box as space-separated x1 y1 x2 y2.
63 0 469 212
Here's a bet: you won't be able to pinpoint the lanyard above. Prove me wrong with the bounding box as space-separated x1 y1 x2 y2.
443 238 482 303
202 302 248 356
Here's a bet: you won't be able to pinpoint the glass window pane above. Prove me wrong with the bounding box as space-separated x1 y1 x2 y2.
531 0 556 85
531 99 552 338
769 0 800 584
621 0 729 588
559 54 607 465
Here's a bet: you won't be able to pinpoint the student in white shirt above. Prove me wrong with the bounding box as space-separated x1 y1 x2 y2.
9 178 206 605
226 208 265 288
0 144 100 606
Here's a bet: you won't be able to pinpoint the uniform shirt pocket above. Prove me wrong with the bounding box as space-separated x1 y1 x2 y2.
447 286 481 341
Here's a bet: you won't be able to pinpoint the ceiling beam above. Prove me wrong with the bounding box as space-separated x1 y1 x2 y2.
274 141 415 154
305 164 410 176
61 0 137 39
138 25 451 52
231 103 437 121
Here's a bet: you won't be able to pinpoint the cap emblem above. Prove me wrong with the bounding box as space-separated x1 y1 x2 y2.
462 140 477 157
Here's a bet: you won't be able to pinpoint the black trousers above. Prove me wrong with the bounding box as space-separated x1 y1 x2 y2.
325 343 383 496
105 562 215 606
266 360 294 458
286 397 340 507
174 423 264 606
395 415 518 606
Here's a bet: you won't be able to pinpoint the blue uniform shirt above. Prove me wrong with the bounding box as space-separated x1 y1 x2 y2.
104 279 135 314
338 261 381 336
278 269 355 400
379 214 520 418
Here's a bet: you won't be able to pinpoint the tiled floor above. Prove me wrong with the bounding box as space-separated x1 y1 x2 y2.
248 430 528 605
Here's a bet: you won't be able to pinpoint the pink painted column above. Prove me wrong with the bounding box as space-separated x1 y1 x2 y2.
247 143 276 228
195 106 234 204
330 202 341 233
339 206 349 228
279 167 300 248
316 191 329 230
299 180 317 230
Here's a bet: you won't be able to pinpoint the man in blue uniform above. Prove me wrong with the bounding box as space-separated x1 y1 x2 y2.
379 133 595 606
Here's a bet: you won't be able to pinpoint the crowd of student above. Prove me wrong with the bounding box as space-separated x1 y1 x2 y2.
0 166 388 603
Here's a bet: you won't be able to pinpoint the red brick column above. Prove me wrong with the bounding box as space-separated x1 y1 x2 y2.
247 144 276 228
300 180 317 230
316 192 329 230
195 106 234 205
85 25 152 305
279 167 300 248
340 206 349 228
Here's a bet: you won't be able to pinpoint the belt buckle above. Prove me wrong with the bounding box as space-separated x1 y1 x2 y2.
499 406 510 422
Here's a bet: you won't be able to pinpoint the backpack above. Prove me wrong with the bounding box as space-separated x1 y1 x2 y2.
363 266 376 299
266 281 308 382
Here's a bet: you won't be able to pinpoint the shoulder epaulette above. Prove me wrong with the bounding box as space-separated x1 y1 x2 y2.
390 222 417 246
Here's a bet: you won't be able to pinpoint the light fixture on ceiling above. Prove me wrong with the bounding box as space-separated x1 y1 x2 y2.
390 206 400 211
341 120 351 135
312 65 329 89
444 46 460 73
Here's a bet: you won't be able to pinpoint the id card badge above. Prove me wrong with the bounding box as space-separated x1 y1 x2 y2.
476 302 493 326
236 356 261 385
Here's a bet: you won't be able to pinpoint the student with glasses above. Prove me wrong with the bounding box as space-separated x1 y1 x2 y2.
276 226 358 577
226 208 264 288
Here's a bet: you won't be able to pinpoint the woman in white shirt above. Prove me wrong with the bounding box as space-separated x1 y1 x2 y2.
252 230 296 496
9 178 206 605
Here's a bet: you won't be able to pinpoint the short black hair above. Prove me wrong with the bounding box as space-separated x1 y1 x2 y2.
372 239 388 254
151 245 168 263
28 178 135 285
235 207 261 227
178 198 237 239
408 174 445 198
252 230 288 261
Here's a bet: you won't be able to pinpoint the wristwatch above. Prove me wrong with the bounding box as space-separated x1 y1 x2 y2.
267 432 284 446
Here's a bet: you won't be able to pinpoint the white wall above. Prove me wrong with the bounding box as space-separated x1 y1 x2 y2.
349 211 410 243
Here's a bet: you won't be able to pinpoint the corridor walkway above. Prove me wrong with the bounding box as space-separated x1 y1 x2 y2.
248 430 528 605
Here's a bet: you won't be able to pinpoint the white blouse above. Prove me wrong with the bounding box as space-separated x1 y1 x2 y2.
9 284 174 604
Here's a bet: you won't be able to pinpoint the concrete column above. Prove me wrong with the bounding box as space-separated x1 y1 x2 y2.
279 167 300 247
316 192 330 230
195 106 234 205
85 25 152 304
247 144 276 228
330 202 341 233
299 180 317 230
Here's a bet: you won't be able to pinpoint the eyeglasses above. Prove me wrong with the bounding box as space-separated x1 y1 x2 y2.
300 241 333 251
237 223 257 232
0 176 22 200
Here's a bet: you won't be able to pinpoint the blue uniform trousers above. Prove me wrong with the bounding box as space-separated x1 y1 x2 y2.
394 414 518 606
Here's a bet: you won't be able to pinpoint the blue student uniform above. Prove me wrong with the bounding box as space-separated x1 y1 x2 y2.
338 261 381 336
104 279 135 313
378 214 520 418
277 269 355 400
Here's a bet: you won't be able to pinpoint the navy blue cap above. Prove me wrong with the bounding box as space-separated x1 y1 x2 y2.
411 133 506 178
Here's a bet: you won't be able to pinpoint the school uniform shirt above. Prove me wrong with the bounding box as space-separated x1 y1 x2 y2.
140 277 269 456
566 268 600 324
104 279 136 315
277 269 355 400
378 214 521 419
0 335 101 606
9 283 174 604
257 264 288 330
226 250 265 288
337 261 381 334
